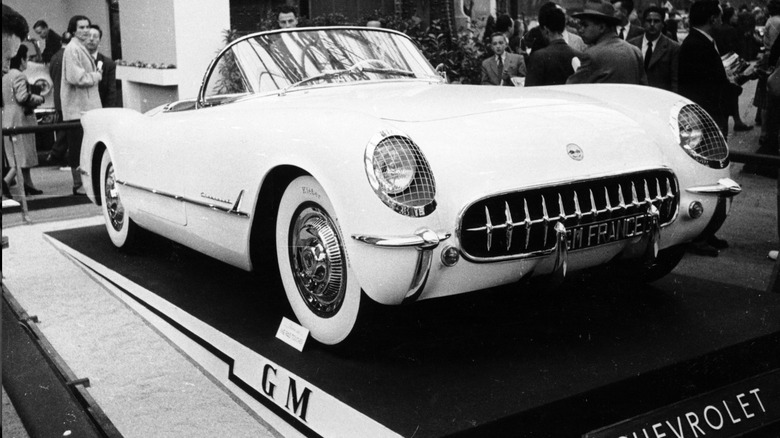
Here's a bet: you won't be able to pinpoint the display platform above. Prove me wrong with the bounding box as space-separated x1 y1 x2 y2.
46 224 780 437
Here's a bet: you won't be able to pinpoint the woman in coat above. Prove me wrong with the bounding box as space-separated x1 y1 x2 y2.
2 44 44 195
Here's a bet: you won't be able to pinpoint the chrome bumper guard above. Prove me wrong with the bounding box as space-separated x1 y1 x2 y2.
352 229 451 302
685 178 742 197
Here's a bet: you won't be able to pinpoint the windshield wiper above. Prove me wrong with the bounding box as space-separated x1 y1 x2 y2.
355 66 416 77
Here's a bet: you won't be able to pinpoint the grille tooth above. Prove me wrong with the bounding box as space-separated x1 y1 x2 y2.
557 194 566 221
574 192 582 224
618 184 626 209
484 206 493 251
542 196 550 247
504 201 513 251
460 170 679 261
524 199 531 250
631 182 640 207
644 180 652 204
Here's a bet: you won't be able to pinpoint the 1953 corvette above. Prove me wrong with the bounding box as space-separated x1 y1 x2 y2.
80 27 741 345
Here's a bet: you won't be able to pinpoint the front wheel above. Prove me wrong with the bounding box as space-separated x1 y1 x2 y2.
100 152 143 250
275 176 362 345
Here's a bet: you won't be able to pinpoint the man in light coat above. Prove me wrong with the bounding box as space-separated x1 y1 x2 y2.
61 15 102 195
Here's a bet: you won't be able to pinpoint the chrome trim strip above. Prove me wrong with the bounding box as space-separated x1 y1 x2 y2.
351 229 450 302
551 222 568 282
685 178 742 197
351 229 451 249
644 204 661 261
406 248 433 300
116 180 250 218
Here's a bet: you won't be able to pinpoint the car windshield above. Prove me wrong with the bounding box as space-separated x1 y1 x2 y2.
203 27 439 101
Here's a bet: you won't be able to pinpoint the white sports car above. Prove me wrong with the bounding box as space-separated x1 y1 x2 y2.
80 27 741 345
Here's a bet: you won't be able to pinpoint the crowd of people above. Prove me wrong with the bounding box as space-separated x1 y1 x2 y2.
2 2 779 253
2 6 118 199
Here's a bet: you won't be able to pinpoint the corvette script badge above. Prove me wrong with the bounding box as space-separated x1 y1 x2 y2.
567 144 584 161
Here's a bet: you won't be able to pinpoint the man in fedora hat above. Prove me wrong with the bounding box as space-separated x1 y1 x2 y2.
567 0 647 85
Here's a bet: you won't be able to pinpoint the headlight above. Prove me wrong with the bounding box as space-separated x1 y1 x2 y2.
373 144 415 194
670 102 729 169
364 130 436 217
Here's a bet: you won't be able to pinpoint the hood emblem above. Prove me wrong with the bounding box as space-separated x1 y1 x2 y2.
566 144 584 161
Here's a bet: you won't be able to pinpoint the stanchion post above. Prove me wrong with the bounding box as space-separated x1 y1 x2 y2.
5 133 31 223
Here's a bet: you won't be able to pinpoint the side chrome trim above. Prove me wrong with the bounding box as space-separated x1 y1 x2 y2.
685 178 742 197
116 180 250 218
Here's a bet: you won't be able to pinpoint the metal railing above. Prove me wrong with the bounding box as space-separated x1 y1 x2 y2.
3 121 82 223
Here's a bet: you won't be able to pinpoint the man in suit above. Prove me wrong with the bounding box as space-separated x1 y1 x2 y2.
33 20 61 64
526 4 585 86
86 24 118 108
611 0 644 40
678 0 731 256
678 0 729 137
46 31 72 165
629 6 680 93
481 32 526 86
567 0 647 85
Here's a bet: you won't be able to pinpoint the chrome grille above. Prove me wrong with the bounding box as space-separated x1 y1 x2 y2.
459 170 679 262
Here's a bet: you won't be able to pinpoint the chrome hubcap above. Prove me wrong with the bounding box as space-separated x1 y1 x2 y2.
289 205 346 318
104 164 125 232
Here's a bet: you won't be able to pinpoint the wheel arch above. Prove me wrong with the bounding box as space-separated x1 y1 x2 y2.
90 142 108 206
248 164 309 274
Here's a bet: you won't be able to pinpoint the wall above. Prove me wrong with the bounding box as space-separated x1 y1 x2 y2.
173 0 231 99
119 0 177 64
116 0 230 111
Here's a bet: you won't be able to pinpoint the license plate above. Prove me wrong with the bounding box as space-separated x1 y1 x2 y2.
566 214 650 251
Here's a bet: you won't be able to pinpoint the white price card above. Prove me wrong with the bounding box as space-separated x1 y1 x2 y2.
275 317 309 352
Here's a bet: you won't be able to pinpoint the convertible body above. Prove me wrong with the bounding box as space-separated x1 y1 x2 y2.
81 27 740 344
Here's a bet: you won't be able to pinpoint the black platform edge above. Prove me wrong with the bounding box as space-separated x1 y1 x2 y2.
3 193 92 213
445 331 780 438
76 258 324 438
2 283 123 438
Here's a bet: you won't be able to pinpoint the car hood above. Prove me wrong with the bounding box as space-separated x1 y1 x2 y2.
275 81 635 122
276 82 671 196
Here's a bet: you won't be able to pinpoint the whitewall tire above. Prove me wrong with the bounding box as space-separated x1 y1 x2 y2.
276 176 361 345
100 152 142 249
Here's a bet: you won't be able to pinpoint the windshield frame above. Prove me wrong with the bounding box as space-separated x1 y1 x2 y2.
196 26 439 109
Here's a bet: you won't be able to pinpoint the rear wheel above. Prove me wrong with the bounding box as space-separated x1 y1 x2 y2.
100 152 143 250
275 176 362 345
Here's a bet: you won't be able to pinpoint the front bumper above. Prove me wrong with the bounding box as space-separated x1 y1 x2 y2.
351 178 742 304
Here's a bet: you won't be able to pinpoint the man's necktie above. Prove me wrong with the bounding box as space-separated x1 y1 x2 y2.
497 55 504 85
619 27 625 39
645 40 653 70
